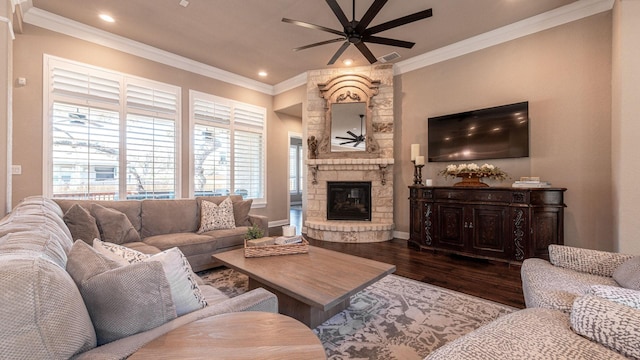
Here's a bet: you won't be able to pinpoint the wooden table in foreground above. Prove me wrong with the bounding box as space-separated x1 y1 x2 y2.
212 245 396 328
129 312 326 360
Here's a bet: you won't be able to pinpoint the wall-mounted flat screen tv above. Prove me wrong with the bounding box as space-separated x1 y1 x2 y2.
428 101 529 162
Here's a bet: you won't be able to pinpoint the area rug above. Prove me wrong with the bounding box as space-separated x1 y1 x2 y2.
199 268 515 359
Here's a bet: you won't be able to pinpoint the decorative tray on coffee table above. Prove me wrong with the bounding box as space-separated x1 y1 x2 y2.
244 236 309 258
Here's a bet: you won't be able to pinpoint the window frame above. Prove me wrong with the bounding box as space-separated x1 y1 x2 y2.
188 90 267 206
43 55 182 200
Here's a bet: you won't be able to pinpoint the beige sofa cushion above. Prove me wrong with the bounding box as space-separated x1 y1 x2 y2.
91 204 141 244
0 254 96 359
140 199 198 237
55 199 142 233
63 204 101 244
143 232 219 256
66 241 177 345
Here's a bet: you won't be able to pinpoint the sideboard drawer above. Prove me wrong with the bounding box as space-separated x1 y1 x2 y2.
435 189 511 203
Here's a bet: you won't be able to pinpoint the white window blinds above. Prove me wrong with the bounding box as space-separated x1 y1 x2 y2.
190 91 266 202
46 56 180 200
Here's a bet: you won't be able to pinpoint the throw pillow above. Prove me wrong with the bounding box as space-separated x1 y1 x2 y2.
233 199 253 227
91 204 141 244
570 295 640 359
92 239 207 316
198 197 236 233
63 204 101 244
589 285 640 309
612 256 640 290
93 238 150 266
66 240 177 345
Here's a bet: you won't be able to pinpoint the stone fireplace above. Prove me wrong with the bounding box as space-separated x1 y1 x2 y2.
303 65 394 243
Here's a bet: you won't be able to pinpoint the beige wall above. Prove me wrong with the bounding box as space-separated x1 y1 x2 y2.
11 24 293 222
394 13 614 250
612 0 640 254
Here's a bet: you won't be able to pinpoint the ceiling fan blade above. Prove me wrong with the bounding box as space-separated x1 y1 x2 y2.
336 136 356 140
355 42 377 64
346 130 359 138
282 18 345 37
340 140 356 145
362 35 415 49
365 9 433 35
294 38 346 51
355 0 388 33
327 41 351 65
325 0 351 29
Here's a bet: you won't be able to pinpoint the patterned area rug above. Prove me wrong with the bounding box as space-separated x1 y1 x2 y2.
199 268 515 359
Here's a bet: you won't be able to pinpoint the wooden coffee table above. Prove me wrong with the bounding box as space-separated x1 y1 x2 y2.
212 245 396 328
129 312 326 359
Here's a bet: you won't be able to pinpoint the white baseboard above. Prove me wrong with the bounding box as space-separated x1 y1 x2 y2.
393 231 410 240
268 219 290 228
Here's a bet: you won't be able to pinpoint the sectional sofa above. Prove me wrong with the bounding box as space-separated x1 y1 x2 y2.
54 194 269 271
0 196 277 359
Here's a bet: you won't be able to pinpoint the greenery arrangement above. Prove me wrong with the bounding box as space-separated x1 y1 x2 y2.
245 224 264 240
439 163 509 181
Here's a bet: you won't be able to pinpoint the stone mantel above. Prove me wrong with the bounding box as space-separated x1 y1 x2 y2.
307 158 394 166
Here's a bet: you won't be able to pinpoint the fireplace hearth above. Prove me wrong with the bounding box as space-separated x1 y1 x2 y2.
327 182 371 221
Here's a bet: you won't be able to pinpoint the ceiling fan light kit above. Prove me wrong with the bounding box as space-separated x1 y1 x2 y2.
283 0 433 65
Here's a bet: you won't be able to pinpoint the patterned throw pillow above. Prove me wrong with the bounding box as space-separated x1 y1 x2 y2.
198 197 236 233
92 239 207 316
612 256 640 290
93 238 150 265
570 295 640 359
589 285 640 309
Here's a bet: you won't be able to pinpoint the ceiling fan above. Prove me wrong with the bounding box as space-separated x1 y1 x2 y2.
336 114 365 147
282 0 433 65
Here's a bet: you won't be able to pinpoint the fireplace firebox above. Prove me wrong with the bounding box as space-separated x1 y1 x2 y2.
327 182 371 221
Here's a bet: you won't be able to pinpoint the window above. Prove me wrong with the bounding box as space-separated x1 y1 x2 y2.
44 56 181 200
190 91 266 203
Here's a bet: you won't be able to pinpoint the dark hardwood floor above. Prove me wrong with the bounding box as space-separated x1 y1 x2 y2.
306 237 525 309
283 207 525 308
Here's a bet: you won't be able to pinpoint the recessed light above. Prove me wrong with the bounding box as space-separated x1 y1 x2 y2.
99 14 115 23
343 59 353 66
258 71 268 77
179 0 190 7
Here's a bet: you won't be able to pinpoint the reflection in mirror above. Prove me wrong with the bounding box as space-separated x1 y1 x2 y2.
331 102 367 152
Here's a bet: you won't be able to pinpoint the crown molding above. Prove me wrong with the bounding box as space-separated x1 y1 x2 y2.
394 0 615 76
273 72 308 95
21 1 614 96
22 8 275 95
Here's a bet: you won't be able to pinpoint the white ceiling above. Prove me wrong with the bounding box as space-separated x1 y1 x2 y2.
24 0 583 87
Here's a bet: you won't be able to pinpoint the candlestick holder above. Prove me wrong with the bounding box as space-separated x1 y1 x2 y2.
412 160 424 185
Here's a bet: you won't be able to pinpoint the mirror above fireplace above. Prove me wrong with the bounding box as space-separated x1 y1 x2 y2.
316 73 382 158
331 102 367 151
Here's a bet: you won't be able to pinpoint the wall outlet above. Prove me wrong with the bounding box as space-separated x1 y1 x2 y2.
11 165 21 175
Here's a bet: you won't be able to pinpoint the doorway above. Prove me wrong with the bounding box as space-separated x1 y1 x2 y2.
288 133 303 234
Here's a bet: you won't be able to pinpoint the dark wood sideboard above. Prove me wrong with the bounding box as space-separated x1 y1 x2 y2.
408 186 567 263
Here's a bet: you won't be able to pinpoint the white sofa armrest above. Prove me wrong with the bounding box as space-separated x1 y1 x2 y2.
548 244 633 277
